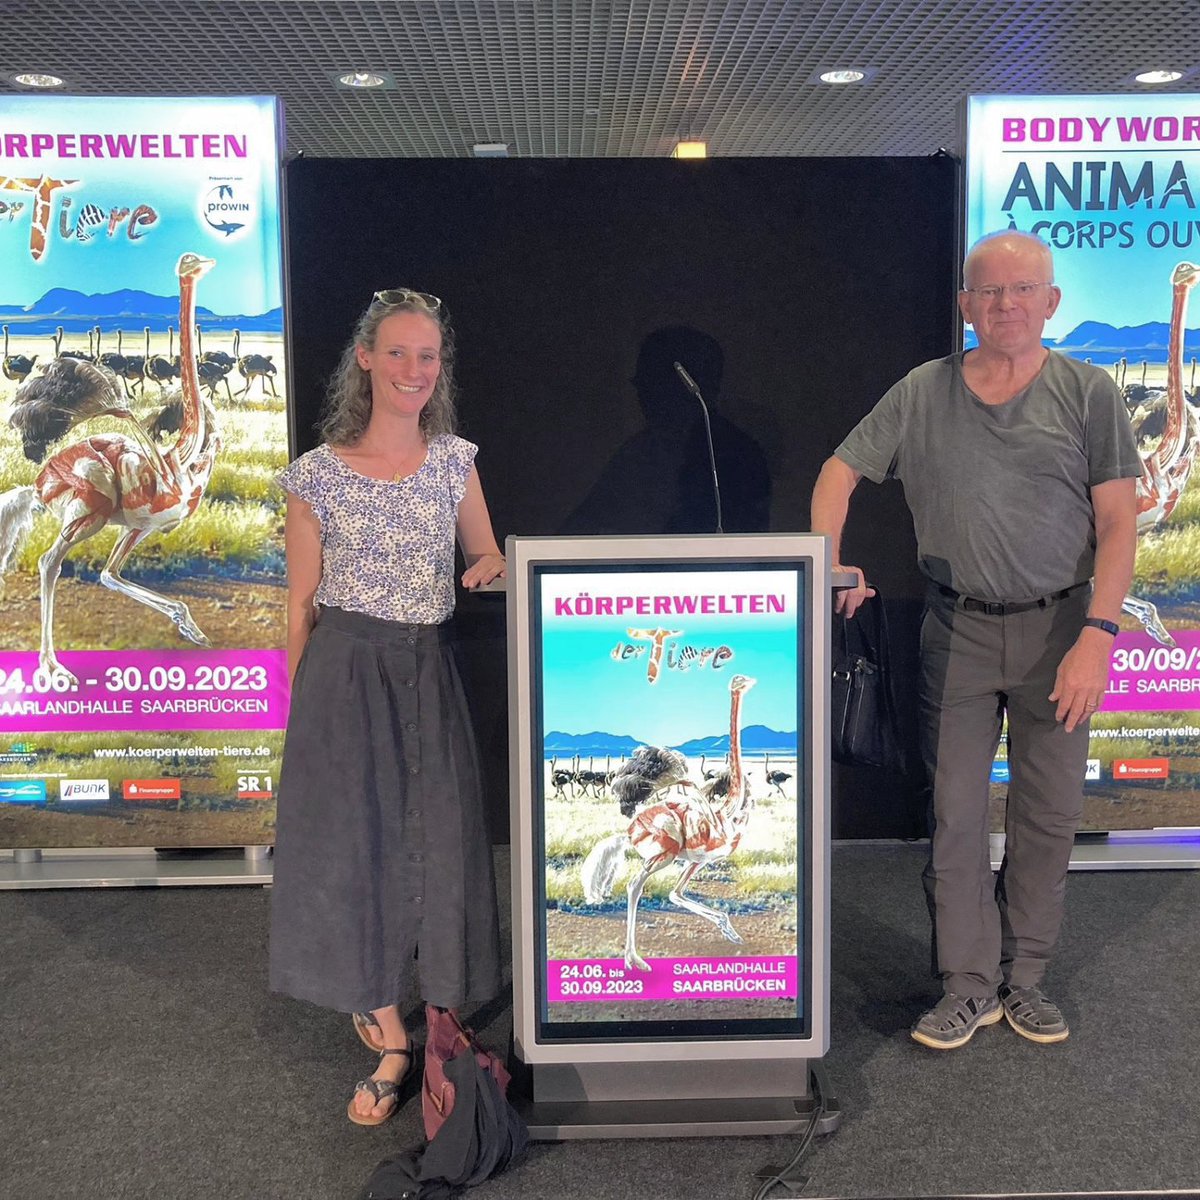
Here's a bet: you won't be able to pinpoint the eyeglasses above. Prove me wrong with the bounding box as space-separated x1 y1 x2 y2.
371 289 442 311
962 281 1053 301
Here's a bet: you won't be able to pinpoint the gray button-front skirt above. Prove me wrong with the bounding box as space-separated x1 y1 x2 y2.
269 605 502 1013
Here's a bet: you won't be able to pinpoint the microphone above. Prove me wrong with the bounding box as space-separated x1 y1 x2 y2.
673 360 723 535
673 360 702 399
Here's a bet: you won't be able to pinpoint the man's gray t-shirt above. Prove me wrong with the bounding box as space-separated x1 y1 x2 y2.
836 351 1141 602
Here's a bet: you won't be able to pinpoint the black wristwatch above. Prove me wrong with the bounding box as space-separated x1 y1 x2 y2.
1083 617 1119 636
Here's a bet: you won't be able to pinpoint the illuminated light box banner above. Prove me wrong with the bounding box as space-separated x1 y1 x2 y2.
534 564 808 1038
0 95 287 849
966 93 1200 832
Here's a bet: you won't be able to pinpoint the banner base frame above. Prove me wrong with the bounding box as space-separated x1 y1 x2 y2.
0 845 272 889
988 831 1200 871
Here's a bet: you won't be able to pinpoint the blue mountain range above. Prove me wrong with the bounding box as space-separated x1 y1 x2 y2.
544 723 797 758
0 287 282 334
965 320 1200 365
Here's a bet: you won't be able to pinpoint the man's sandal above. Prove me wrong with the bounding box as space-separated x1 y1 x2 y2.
346 1047 414 1127
351 1011 385 1053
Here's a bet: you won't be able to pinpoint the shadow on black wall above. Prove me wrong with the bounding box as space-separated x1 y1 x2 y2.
561 325 771 535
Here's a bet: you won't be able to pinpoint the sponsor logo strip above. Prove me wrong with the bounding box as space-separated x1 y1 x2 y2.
1113 758 1169 780
122 779 181 801
0 779 48 804
59 779 110 802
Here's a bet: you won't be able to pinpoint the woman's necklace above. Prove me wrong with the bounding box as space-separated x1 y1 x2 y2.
368 438 427 483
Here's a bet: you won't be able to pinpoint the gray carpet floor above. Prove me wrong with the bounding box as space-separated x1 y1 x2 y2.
3 843 1198 1200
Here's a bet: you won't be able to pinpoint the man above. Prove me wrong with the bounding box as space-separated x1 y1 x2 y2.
811 231 1139 1049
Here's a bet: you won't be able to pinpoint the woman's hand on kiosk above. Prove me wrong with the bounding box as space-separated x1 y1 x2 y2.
462 553 507 589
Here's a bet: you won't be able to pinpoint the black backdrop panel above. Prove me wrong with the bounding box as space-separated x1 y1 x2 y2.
286 157 959 839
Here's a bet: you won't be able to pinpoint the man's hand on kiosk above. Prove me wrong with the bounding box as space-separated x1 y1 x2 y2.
833 564 875 618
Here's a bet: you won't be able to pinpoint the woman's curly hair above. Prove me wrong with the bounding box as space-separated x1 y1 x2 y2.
317 295 457 446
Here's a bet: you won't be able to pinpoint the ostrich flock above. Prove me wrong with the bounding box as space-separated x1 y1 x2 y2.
3 321 278 404
0 253 279 686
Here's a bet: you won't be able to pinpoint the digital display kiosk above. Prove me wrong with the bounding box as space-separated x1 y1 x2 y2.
507 534 833 1138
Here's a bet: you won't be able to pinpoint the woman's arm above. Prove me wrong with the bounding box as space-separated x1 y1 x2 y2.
285 495 323 686
456 465 506 588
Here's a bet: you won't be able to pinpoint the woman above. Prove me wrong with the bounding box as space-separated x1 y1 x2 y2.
270 289 505 1125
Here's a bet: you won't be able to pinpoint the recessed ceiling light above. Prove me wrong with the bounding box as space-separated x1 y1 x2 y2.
818 69 867 85
671 140 708 159
332 70 395 90
1133 69 1184 84
472 142 509 158
11 72 65 89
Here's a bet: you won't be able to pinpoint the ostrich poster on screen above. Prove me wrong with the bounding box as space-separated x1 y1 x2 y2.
966 94 1200 833
536 565 805 1027
0 96 287 849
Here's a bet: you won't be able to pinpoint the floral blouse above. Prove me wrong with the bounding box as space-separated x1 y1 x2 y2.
278 436 476 623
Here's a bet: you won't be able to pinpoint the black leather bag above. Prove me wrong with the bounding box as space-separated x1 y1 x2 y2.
831 591 907 772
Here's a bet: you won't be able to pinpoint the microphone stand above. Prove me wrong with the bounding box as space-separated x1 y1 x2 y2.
673 361 724 534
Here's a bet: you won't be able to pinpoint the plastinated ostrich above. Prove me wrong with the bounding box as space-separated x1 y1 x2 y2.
0 253 222 686
2 325 37 384
581 674 757 972
1126 261 1200 647
605 744 692 817
7 357 136 462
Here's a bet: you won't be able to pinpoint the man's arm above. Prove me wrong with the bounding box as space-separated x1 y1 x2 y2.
1049 475 1138 732
811 455 873 616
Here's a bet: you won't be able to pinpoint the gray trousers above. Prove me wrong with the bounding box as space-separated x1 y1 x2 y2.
918 584 1091 997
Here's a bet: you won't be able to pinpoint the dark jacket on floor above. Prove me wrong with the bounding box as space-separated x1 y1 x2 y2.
358 1051 527 1200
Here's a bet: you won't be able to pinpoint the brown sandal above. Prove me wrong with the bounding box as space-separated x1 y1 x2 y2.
351 1011 385 1053
346 1047 414 1127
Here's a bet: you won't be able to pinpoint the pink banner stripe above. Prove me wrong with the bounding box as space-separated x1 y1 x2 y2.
547 955 798 1003
0 649 288 733
1100 630 1200 714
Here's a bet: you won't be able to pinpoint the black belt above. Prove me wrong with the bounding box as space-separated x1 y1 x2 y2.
936 580 1089 617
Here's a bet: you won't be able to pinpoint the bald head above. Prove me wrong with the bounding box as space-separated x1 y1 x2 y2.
963 231 1054 290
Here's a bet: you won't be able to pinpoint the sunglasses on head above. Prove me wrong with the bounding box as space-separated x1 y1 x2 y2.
371 289 442 311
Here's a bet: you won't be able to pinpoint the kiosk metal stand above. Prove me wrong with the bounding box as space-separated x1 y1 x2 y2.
506 534 844 1141
512 1056 841 1140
